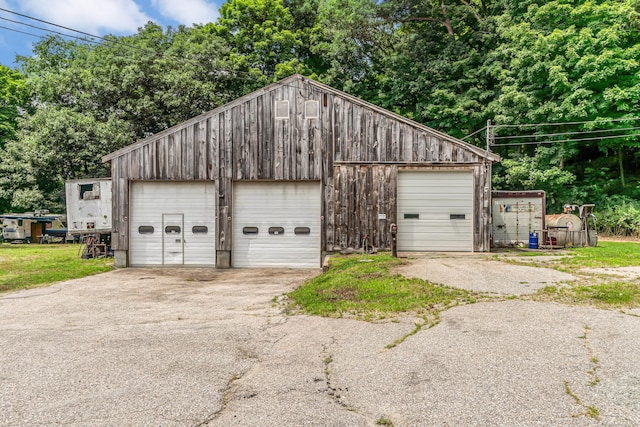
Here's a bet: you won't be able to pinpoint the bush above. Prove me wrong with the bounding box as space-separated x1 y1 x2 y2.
596 196 640 237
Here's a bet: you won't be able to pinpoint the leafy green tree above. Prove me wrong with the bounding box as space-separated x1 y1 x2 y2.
375 0 503 139
3 24 241 211
489 0 640 187
0 65 28 149
213 0 305 84
311 0 389 95
492 147 580 211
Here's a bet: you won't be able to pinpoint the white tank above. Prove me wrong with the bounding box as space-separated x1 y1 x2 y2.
545 214 583 247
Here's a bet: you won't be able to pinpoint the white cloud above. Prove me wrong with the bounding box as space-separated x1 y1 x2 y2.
151 0 218 26
20 0 151 35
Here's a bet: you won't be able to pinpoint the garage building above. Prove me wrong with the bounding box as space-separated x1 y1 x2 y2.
103 74 500 268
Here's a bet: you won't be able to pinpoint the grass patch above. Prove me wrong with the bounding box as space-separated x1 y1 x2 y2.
0 243 113 293
535 281 640 308
560 241 640 268
287 253 478 319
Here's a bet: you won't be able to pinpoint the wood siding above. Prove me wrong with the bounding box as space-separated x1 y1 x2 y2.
107 75 497 258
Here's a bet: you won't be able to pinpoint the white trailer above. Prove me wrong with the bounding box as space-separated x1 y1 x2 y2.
65 178 112 235
492 190 546 247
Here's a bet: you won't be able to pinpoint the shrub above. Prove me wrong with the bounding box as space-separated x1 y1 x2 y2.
596 196 640 236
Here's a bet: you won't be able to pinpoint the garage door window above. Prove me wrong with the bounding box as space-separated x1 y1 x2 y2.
243 226 259 235
192 226 208 234
404 213 419 219
165 226 181 234
294 226 311 235
268 226 285 235
138 226 154 234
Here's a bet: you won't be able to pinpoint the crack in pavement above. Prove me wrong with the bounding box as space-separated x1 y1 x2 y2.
193 374 241 427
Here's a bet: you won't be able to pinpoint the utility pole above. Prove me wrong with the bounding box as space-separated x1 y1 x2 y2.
486 119 493 152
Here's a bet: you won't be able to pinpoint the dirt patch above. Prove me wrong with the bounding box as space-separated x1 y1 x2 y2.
395 254 576 295
580 266 640 281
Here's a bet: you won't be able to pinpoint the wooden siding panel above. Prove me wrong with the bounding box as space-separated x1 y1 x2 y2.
196 120 207 180
332 164 397 251
218 111 232 251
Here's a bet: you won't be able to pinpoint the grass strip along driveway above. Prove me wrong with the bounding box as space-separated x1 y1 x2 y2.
0 243 113 294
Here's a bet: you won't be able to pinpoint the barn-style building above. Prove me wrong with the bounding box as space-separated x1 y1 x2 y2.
103 74 500 268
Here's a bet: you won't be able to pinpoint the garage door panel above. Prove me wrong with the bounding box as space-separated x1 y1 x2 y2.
233 182 320 268
398 171 473 252
130 182 216 266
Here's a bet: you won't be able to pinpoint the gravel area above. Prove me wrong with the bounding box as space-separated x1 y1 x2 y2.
580 266 640 281
396 253 576 295
1 262 639 426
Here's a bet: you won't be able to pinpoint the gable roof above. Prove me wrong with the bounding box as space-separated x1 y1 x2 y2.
103 74 500 163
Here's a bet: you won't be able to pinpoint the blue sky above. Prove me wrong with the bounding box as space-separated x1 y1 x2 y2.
0 0 221 68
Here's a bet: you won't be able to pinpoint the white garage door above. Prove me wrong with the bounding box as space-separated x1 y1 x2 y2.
397 171 473 251
129 181 216 266
232 182 321 268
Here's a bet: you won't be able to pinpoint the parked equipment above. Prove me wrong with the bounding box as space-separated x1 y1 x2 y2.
65 178 113 258
542 204 597 248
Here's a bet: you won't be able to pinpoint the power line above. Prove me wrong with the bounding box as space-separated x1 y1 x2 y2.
0 7 160 57
0 23 42 39
493 116 640 129
0 7 112 44
0 15 102 44
0 11 267 82
493 126 640 140
491 132 640 147
461 126 486 140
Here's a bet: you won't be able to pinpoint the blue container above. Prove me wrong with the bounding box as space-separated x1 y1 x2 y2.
528 232 539 249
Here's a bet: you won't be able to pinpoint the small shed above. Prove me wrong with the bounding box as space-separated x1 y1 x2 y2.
103 74 500 268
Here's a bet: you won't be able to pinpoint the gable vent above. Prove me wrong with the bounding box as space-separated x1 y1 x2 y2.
305 100 319 119
275 100 289 119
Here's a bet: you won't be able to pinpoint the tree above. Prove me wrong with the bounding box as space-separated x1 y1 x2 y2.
489 0 640 187
213 0 305 84
2 24 242 211
0 65 28 149
375 0 503 139
311 0 389 96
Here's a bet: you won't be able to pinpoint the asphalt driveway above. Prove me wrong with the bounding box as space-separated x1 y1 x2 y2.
1 258 639 426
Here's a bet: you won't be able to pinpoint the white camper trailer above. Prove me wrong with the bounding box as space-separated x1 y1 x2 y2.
65 178 112 235
0 212 67 243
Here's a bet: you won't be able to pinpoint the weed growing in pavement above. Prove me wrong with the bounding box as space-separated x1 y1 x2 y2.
564 381 600 420
580 325 602 387
563 325 602 420
376 417 394 426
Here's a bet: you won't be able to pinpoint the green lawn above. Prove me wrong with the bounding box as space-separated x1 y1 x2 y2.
560 241 640 268
0 243 113 293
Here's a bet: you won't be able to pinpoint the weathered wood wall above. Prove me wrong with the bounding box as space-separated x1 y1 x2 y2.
107 75 496 259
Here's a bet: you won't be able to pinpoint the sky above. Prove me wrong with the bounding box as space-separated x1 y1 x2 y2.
0 0 221 68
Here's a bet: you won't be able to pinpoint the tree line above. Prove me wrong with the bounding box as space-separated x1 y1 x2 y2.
0 0 639 233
